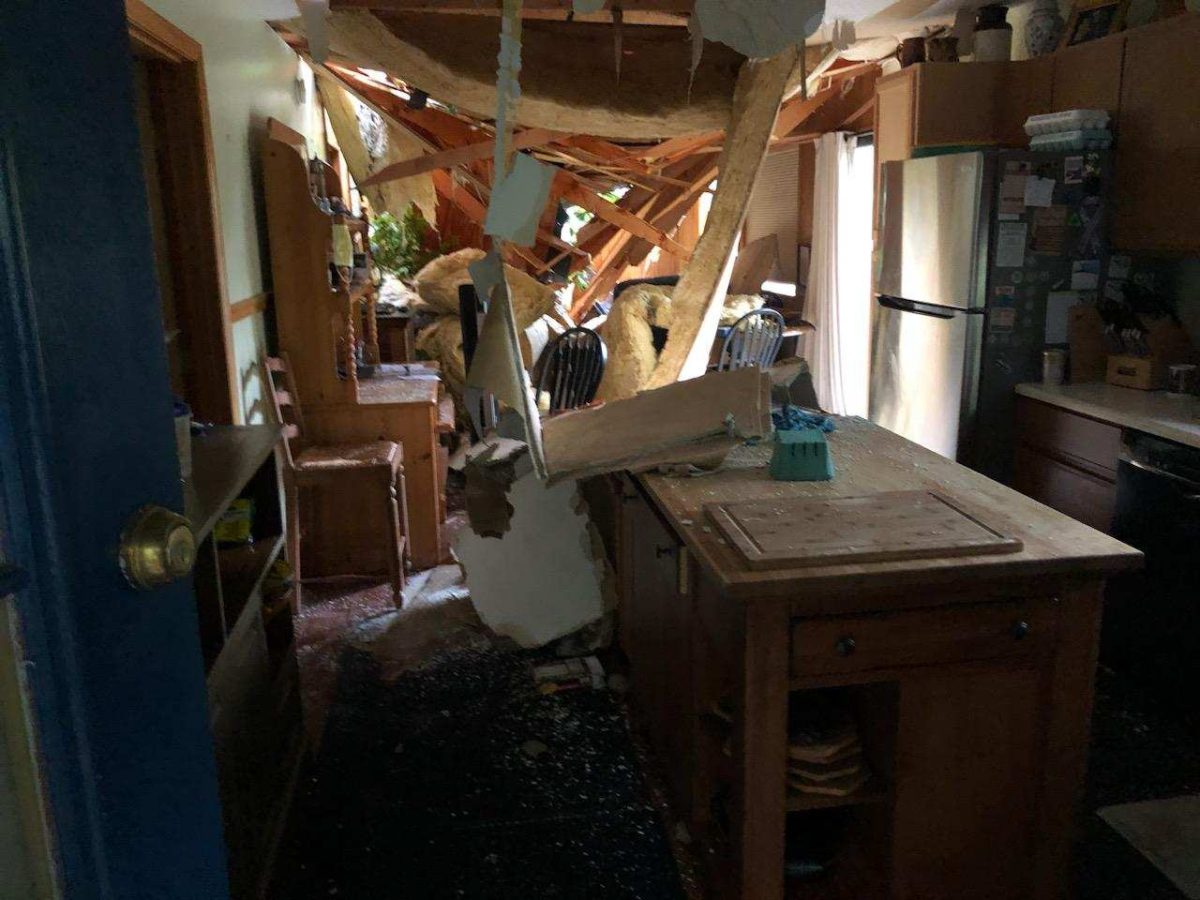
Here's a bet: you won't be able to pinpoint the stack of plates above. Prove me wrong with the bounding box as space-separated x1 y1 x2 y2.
788 713 870 797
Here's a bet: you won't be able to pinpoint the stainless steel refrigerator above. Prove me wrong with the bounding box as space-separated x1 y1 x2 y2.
868 149 1110 483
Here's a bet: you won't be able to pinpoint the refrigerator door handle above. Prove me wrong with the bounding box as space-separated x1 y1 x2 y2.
876 295 960 320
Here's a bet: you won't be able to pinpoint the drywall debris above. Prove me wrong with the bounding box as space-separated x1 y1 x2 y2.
694 0 825 59
485 152 555 247
466 251 547 476
463 438 530 538
542 367 773 482
298 0 330 63
455 472 609 648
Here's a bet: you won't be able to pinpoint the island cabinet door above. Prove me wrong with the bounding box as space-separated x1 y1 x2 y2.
620 482 695 816
891 658 1048 900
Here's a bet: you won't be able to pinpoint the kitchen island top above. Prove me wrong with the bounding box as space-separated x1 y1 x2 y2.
638 416 1140 605
1016 381 1200 450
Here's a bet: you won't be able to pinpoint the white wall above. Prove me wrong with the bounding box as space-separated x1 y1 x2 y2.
144 0 324 423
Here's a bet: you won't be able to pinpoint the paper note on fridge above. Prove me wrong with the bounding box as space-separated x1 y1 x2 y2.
1024 177 1056 207
996 222 1028 268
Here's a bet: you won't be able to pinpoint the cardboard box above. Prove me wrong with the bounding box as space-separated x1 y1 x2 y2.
1106 354 1163 390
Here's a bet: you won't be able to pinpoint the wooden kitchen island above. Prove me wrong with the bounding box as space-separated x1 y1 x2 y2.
617 418 1141 900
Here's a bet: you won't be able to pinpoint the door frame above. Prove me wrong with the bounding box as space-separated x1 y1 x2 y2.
126 0 238 425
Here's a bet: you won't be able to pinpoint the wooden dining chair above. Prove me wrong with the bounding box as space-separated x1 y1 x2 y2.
536 327 607 414
716 307 786 372
263 354 407 608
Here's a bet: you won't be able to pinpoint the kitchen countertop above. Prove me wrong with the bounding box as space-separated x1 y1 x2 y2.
637 417 1140 607
1015 382 1200 450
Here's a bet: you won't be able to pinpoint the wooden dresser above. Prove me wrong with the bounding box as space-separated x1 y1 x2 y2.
261 125 450 570
616 419 1140 899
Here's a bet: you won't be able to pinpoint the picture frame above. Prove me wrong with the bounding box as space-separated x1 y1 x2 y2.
1060 0 1130 48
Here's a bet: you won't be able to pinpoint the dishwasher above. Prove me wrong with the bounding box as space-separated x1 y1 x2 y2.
1102 432 1200 706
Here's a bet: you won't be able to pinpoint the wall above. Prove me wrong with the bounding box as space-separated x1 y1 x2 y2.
143 0 325 423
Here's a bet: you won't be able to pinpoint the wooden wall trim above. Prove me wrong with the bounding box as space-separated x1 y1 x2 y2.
126 0 239 424
126 0 201 63
230 292 270 324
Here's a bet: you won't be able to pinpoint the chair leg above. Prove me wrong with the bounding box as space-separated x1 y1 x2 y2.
386 472 404 607
286 480 302 612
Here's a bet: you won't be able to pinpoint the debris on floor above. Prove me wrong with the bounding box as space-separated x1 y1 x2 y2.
271 638 685 899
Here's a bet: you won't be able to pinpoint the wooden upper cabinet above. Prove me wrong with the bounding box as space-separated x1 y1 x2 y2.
875 70 916 165
1113 13 1200 254
874 61 1052 157
1051 32 1125 112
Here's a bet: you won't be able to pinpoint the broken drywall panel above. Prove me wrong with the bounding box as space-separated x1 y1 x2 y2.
694 0 825 59
275 10 748 139
298 0 330 63
542 367 773 482
463 438 531 537
646 47 799 390
485 152 556 247
455 472 610 648
466 250 548 477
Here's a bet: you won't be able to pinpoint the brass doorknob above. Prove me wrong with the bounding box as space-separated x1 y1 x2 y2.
119 506 196 590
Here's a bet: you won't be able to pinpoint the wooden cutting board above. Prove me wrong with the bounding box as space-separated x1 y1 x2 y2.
704 490 1022 570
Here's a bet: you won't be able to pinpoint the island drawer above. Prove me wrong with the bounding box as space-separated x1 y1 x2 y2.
791 599 1060 677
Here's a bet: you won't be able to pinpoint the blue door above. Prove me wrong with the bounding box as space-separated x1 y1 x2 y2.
0 2 229 898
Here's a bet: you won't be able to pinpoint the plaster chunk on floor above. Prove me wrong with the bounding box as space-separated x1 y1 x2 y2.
455 468 611 649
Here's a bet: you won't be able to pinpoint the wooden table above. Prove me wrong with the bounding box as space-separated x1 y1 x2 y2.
619 418 1141 899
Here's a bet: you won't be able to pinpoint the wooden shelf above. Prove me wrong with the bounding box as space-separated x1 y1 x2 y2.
786 779 889 813
217 534 285 633
184 425 282 542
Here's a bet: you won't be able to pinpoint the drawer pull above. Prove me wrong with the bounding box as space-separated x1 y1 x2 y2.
1011 620 1031 640
655 545 676 559
835 636 857 657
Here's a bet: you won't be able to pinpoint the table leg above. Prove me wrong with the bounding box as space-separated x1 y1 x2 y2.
732 602 790 900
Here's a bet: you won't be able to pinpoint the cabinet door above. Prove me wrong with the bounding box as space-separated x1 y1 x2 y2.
1014 446 1116 532
875 70 916 165
1051 32 1125 112
892 661 1047 900
624 489 695 814
1114 14 1200 253
912 62 1005 148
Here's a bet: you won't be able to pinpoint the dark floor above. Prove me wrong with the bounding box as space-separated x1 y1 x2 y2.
1075 665 1200 900
272 577 1198 900
272 637 684 899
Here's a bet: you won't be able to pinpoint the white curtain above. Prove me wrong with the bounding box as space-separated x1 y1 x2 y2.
805 132 873 417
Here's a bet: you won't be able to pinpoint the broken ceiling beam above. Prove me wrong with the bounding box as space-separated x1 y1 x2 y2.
554 171 691 260
541 366 773 482
278 10 751 139
359 126 568 186
637 130 723 162
647 47 799 390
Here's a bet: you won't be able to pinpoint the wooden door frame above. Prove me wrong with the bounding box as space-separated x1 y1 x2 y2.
126 0 238 424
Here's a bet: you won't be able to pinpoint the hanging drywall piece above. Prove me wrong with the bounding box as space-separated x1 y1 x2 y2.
466 250 547 478
694 0 825 58
687 14 705 102
485 152 555 247
613 6 624 84
297 0 330 63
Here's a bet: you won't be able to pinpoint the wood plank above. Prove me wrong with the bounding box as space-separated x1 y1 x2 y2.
358 127 566 186
647 49 798 388
230 292 269 323
554 170 692 259
706 491 1023 570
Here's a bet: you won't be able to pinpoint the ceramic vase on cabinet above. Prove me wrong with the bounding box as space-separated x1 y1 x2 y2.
1025 0 1065 56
